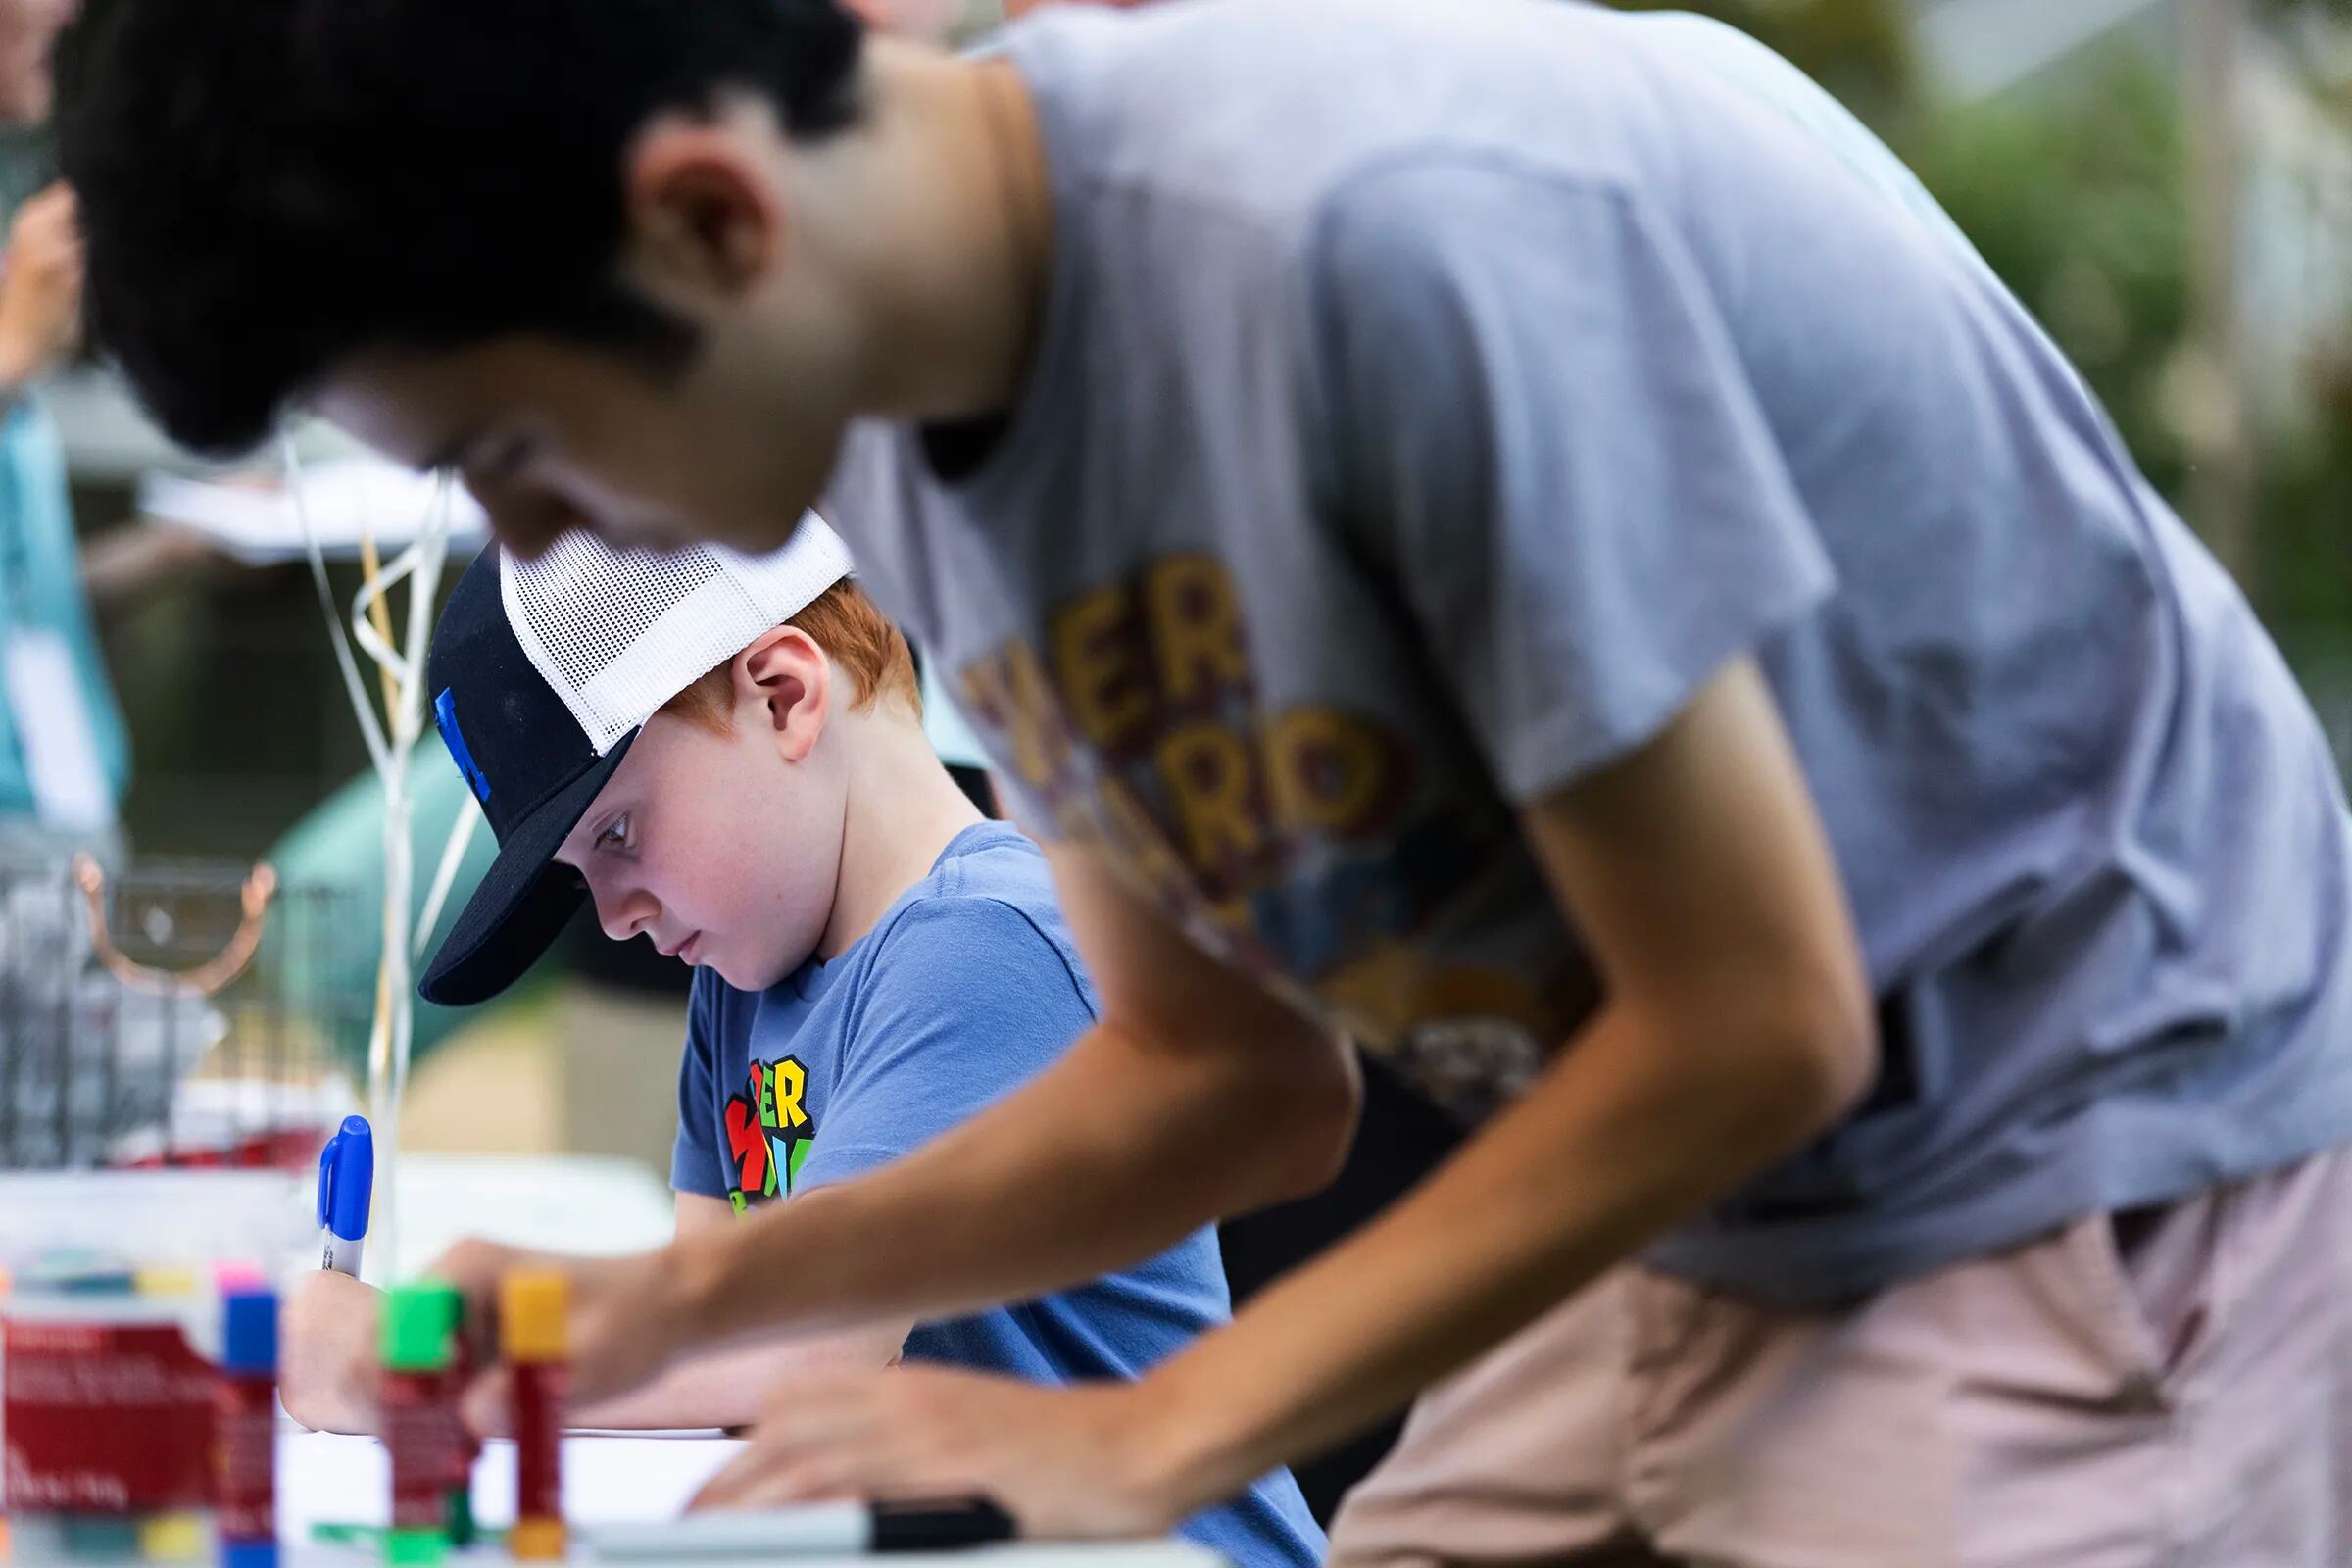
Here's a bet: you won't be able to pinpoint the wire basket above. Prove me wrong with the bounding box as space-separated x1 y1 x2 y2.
0 852 369 1173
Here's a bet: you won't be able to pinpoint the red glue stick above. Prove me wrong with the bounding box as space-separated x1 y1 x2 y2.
416 1285 480 1547
380 1287 454 1566
216 1289 280 1568
500 1273 567 1562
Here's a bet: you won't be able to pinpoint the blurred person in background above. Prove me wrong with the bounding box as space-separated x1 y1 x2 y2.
0 0 238 856
0 0 123 852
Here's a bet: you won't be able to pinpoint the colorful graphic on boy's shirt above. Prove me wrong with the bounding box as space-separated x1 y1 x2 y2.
722 1054 815 1213
955 552 1584 1122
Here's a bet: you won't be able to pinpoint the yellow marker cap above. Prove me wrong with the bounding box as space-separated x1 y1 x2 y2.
507 1520 566 1561
134 1265 198 1298
137 1513 208 1562
499 1271 567 1363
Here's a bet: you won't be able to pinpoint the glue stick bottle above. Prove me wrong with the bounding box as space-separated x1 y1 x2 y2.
379 1288 453 1566
417 1286 479 1548
499 1273 567 1562
215 1289 279 1568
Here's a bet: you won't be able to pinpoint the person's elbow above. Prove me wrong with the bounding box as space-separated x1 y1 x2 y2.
1188 1019 1360 1207
1727 960 1877 1152
1258 1031 1363 1200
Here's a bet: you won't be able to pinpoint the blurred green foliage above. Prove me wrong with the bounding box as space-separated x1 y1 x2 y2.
1609 0 2352 677
1902 51 2196 497
1605 0 1916 126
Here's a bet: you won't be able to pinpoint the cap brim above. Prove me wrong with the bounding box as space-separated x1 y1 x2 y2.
417 731 640 1006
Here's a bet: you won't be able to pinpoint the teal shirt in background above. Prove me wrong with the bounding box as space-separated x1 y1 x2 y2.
0 393 130 826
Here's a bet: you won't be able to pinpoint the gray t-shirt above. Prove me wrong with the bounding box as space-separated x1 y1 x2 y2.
824 0 2352 1305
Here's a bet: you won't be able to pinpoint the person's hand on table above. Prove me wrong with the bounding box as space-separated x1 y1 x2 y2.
692 1365 1191 1540
0 181 80 394
430 1236 701 1437
280 1269 384 1435
78 520 269 613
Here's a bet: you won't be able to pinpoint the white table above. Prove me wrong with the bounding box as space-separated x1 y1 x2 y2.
279 1429 739 1541
381 1153 679 1280
279 1431 1221 1567
296 1165 1220 1564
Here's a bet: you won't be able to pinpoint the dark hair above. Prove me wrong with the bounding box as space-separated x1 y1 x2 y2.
55 0 864 456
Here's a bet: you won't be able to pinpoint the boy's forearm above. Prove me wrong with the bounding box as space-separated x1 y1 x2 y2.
670 1013 1356 1352
1130 992 1867 1517
574 1324 908 1431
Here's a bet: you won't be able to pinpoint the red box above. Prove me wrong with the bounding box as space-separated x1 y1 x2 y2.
4 1317 218 1513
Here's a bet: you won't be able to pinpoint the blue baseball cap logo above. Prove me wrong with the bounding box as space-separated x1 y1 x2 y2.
435 687 491 805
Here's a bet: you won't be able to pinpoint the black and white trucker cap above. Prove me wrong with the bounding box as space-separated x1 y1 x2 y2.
417 517 855 1005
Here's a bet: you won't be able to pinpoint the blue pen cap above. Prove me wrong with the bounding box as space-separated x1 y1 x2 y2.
222 1538 282 1568
222 1289 279 1374
318 1114 375 1241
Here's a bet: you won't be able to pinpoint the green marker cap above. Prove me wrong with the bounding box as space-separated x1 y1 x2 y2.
419 1280 466 1346
385 1526 448 1566
381 1283 455 1371
446 1486 478 1545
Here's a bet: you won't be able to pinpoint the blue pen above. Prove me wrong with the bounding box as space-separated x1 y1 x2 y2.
316 1114 374 1278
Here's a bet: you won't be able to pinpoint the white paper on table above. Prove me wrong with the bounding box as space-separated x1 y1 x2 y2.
3 625 115 830
278 1431 1230 1565
136 457 488 565
390 1154 679 1279
277 1430 744 1540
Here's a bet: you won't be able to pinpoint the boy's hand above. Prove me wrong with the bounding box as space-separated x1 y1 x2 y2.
691 1366 1183 1540
280 1270 384 1434
0 182 81 393
428 1237 701 1434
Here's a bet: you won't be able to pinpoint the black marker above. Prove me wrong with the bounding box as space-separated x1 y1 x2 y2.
589 1498 1016 1558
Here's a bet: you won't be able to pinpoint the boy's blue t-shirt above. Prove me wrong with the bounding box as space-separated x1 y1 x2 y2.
672 821 1323 1566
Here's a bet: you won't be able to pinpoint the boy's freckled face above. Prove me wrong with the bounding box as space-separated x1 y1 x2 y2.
556 709 842 993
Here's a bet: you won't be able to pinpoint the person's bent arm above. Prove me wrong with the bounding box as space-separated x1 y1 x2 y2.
290 1200 911 1437
1126 659 1874 1507
563 1196 909 1432
442 893 1361 1416
689 658 1877 1534
670 898 1361 1353
0 184 81 398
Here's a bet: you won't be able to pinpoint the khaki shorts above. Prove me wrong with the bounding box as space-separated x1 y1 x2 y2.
1330 1147 2352 1567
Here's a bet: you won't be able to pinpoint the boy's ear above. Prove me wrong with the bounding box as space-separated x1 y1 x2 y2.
621 114 783 304
733 626 829 762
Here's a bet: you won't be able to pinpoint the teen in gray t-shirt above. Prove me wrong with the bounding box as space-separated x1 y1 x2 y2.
828 0 2352 1306
65 0 2352 1546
